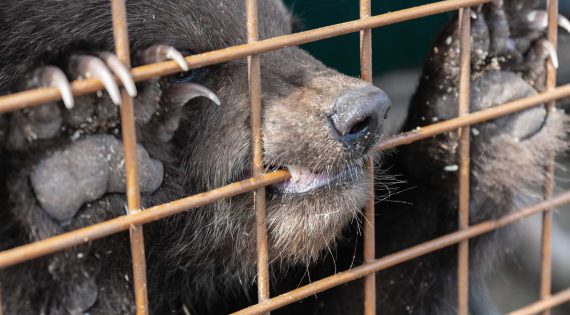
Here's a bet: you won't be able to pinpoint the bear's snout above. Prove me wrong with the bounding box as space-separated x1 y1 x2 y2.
329 86 391 154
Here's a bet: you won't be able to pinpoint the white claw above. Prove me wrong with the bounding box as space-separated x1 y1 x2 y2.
173 83 221 106
36 66 74 109
541 39 559 69
558 15 570 34
471 11 477 20
527 10 570 34
165 47 190 72
98 52 138 97
142 44 190 72
72 55 122 105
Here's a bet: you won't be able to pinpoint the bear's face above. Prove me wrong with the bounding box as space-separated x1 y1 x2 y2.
172 51 384 268
138 0 390 272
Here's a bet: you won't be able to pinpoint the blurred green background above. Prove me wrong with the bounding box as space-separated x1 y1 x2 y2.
282 0 449 76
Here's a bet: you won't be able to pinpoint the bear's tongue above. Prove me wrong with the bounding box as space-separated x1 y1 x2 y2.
272 165 339 194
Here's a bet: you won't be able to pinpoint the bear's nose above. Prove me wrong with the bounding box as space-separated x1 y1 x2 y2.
329 86 391 153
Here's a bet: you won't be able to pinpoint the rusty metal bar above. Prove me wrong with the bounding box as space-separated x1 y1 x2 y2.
246 0 271 309
508 287 570 315
377 83 570 151
0 0 492 113
110 1 149 314
360 0 376 314
540 164 555 315
457 7 471 315
1 82 570 269
539 1 559 315
0 171 291 269
231 191 570 315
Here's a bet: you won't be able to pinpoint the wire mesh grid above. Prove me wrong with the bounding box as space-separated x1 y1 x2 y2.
0 0 568 314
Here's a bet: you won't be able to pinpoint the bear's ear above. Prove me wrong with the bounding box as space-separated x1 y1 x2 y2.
291 15 306 33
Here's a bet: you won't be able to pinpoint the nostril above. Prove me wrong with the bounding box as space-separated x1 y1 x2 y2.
384 107 390 119
329 86 391 152
348 116 372 136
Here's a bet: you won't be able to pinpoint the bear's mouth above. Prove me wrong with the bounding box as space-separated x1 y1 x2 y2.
269 162 364 195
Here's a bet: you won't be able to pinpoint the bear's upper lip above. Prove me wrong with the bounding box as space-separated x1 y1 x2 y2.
270 164 363 194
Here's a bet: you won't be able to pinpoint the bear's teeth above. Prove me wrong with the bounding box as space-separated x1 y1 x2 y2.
286 165 315 183
287 165 302 182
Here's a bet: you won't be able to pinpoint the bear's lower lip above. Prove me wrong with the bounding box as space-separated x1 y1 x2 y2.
270 164 363 194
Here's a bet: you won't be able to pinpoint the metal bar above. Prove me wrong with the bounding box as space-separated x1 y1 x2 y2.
540 160 555 315
377 83 570 151
508 287 570 315
0 171 290 269
110 1 149 314
360 1 376 314
1 82 570 268
540 1 559 315
0 0 493 113
246 0 271 309
457 7 471 315
231 191 570 315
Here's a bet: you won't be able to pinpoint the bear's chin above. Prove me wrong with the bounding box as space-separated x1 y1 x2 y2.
264 173 370 266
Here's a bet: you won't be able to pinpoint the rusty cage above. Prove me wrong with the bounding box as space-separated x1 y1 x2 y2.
0 0 570 314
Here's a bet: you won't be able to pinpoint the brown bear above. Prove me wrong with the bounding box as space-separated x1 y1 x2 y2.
0 0 567 314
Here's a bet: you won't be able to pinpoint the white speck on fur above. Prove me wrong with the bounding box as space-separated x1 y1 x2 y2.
444 165 459 172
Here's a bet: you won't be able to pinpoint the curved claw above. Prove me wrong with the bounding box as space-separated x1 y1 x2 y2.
540 39 559 69
140 44 190 71
34 66 74 109
165 48 190 72
526 10 570 34
97 52 137 97
167 83 221 107
151 83 220 142
558 15 570 34
70 55 122 105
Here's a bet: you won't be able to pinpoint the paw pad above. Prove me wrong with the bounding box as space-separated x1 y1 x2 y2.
30 135 163 221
